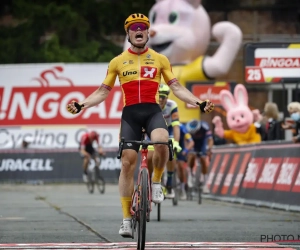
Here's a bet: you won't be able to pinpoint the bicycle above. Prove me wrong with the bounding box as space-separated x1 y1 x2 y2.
157 166 180 222
117 135 174 250
186 152 203 205
86 154 105 195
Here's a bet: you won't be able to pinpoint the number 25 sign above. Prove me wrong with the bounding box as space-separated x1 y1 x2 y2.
245 67 264 83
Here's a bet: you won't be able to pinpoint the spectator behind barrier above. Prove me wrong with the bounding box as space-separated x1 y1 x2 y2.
253 103 283 141
252 109 267 141
212 123 227 145
282 102 300 143
212 84 261 145
263 102 284 141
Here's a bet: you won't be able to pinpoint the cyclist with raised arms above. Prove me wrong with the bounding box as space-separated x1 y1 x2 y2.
146 84 182 198
66 13 214 238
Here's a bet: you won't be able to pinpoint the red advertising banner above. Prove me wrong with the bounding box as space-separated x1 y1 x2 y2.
221 153 240 195
231 152 252 196
208 142 300 206
206 154 222 190
0 86 123 125
273 158 299 192
291 170 300 193
212 154 231 194
255 158 282 190
242 158 265 189
0 64 123 126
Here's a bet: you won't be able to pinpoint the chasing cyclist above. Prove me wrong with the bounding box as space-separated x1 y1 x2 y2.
185 119 214 194
79 131 105 183
146 84 182 199
66 13 214 238
176 123 194 200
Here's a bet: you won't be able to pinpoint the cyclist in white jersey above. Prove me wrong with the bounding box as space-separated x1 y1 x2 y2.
146 84 182 198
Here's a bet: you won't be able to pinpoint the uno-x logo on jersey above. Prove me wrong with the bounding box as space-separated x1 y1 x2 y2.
141 66 157 79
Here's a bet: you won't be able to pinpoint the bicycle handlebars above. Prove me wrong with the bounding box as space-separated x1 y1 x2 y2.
117 137 174 161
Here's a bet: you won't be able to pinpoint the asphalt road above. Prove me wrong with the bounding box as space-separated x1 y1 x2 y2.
0 184 299 249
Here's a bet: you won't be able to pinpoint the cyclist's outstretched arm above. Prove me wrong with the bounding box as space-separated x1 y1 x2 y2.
67 57 118 113
68 87 109 113
169 81 203 107
160 54 214 113
80 87 110 109
80 57 118 109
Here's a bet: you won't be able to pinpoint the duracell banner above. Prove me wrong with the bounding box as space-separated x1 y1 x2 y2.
207 142 300 206
0 149 121 183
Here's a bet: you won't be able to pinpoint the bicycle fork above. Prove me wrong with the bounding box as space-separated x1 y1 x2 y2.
130 175 152 237
131 184 151 219
146 174 152 222
130 186 138 240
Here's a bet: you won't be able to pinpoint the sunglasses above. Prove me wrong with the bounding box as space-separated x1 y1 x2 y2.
159 95 167 100
129 23 148 31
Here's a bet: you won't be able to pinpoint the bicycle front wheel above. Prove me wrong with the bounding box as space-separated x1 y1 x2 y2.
137 168 148 250
195 162 202 205
157 203 161 221
86 171 94 194
95 167 105 194
172 169 178 206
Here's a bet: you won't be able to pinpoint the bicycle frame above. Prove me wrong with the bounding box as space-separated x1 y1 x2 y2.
130 147 152 218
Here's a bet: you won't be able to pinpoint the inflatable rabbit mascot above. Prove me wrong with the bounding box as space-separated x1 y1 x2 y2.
212 84 261 145
123 0 242 122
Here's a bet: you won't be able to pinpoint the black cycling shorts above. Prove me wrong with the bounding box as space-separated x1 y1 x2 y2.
79 143 95 156
120 103 168 152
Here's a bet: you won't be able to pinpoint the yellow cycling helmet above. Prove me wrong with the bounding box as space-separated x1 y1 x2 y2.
124 13 150 32
158 84 170 97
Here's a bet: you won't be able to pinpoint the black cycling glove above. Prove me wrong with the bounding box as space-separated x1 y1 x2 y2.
196 100 214 113
67 101 84 114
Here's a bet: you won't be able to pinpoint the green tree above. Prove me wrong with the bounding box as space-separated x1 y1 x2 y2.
0 0 155 63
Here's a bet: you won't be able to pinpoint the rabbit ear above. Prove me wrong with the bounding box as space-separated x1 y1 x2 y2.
220 90 235 112
234 84 248 106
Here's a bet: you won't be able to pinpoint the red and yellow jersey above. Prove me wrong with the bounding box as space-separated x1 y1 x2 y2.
80 132 99 147
102 48 177 106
